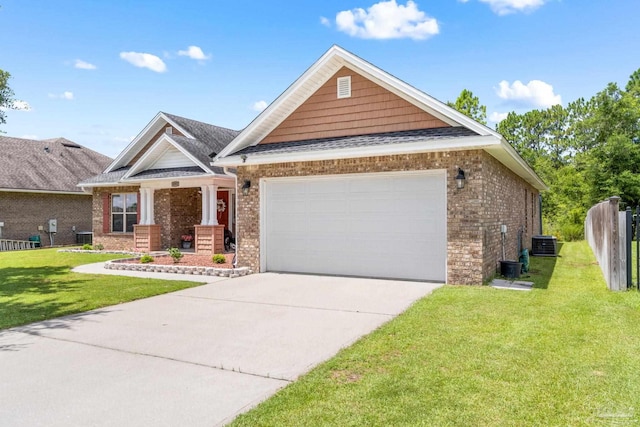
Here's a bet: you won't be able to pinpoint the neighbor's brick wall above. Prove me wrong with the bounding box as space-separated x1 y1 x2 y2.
0 191 93 246
93 186 140 251
236 150 486 285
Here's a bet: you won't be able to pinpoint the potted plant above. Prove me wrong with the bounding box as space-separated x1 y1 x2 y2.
181 234 193 249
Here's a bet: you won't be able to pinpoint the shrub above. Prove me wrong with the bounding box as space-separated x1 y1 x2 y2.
559 223 584 241
212 254 226 264
94 243 104 251
82 244 93 250
167 247 183 263
139 254 154 264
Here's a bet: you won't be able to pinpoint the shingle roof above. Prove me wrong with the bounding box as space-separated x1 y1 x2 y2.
77 167 131 185
167 135 225 174
0 136 112 192
234 127 479 157
162 112 240 157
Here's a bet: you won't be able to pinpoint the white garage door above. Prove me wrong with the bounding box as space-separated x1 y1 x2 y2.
262 171 447 282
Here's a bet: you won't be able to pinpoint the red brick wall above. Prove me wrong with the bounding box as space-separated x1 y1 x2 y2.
0 191 93 246
93 186 201 251
235 150 539 285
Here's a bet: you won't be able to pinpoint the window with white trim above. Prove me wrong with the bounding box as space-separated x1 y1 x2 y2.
111 193 137 233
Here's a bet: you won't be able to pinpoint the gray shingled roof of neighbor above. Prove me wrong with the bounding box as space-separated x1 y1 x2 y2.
0 136 112 193
232 126 480 157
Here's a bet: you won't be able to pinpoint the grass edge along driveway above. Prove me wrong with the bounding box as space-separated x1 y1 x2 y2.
231 241 640 426
0 248 202 330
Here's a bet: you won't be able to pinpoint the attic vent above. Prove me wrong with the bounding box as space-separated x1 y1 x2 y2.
61 142 81 148
337 76 351 99
165 126 173 135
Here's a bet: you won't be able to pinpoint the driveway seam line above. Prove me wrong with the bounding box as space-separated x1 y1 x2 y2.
15 331 292 383
170 294 398 316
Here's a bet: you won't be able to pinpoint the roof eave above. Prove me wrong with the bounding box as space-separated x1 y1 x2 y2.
214 135 499 167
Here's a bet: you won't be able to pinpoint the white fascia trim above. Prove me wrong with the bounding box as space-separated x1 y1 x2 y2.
214 135 499 167
105 112 196 174
122 134 209 180
0 187 90 196
492 138 548 191
217 46 501 160
217 47 343 159
128 175 235 190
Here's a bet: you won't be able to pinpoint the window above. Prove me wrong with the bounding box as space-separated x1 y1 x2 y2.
111 193 137 232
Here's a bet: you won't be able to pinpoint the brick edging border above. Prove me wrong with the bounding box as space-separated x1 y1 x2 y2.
104 257 252 278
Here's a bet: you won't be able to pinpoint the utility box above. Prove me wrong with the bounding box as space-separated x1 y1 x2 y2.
48 219 57 233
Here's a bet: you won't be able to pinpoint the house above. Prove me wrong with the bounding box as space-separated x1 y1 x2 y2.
0 136 112 246
78 113 239 253
213 46 546 285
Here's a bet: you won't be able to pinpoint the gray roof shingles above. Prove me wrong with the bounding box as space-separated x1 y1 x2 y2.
232 127 479 157
0 136 112 192
81 113 238 186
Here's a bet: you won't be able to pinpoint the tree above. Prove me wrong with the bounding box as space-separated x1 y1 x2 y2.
447 89 487 125
0 69 15 128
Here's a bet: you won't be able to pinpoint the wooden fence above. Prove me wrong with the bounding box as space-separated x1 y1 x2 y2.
585 196 628 291
0 239 38 252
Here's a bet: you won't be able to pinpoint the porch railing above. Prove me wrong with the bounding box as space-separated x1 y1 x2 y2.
0 239 38 252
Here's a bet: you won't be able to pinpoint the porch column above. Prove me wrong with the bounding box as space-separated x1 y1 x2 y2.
139 188 155 225
147 188 155 224
201 184 218 225
208 184 219 225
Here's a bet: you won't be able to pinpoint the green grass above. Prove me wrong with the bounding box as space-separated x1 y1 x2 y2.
0 248 202 329
231 241 640 426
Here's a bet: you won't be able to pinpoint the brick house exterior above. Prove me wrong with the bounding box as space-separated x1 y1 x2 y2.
80 113 239 254
214 46 545 285
0 136 111 246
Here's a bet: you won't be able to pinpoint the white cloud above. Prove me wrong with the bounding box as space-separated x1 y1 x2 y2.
177 46 211 61
320 16 331 27
48 91 74 100
252 100 268 112
119 51 167 73
476 0 548 15
335 0 439 40
489 111 509 123
21 134 39 140
495 79 561 108
74 59 97 70
12 100 32 111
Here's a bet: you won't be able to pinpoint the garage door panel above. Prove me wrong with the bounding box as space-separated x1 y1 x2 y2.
263 172 446 282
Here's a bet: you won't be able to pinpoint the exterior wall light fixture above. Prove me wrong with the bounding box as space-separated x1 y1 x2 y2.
242 180 251 195
455 168 466 190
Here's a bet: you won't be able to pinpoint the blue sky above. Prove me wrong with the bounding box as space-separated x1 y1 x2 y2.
1 0 638 158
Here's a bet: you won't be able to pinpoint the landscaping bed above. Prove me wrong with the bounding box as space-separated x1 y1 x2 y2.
106 253 251 278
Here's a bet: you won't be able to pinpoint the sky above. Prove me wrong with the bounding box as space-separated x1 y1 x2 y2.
1 0 639 158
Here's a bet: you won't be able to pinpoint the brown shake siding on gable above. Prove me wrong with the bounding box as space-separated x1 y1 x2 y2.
260 67 450 144
235 150 540 285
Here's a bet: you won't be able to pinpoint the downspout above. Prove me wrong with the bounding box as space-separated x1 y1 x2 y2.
223 167 238 267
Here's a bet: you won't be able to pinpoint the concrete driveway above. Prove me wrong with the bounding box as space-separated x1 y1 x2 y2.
0 270 442 426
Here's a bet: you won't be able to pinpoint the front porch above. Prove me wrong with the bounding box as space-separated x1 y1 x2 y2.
133 180 235 255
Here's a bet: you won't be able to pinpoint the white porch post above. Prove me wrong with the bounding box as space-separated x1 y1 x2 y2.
201 185 210 225
147 188 155 225
209 184 219 225
139 188 155 225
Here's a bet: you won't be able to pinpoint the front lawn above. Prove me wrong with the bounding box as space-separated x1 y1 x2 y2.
232 241 640 426
0 248 202 329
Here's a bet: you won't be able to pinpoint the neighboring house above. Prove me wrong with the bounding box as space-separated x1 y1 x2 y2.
213 46 546 285
78 113 239 253
0 136 112 246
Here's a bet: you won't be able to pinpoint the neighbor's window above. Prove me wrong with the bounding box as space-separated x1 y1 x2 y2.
111 193 137 232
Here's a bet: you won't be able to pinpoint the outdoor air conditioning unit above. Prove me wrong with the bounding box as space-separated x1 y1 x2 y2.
532 235 557 256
